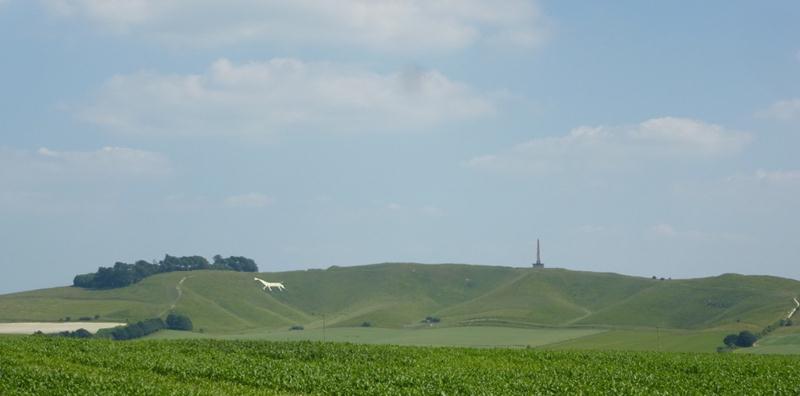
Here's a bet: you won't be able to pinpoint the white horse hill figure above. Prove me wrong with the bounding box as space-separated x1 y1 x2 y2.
254 277 286 291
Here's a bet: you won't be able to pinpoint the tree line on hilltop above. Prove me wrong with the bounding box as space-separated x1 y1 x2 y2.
73 254 258 289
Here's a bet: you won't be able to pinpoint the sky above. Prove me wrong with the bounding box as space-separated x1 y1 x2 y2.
1 1 799 293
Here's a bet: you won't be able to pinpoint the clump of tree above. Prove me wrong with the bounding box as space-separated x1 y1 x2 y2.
34 328 93 338
361 321 372 327
73 254 259 289
422 316 441 324
101 318 166 341
289 325 304 331
166 313 193 331
721 330 758 350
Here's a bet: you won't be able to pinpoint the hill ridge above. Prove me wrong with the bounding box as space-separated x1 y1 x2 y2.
1 263 798 334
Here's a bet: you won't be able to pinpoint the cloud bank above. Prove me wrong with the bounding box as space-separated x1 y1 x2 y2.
758 99 800 122
0 146 171 183
42 0 547 51
81 58 495 137
467 117 752 174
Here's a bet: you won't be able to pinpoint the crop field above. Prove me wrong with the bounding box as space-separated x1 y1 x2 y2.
148 326 607 348
1 336 799 395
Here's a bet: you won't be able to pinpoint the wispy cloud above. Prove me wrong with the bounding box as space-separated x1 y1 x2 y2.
648 224 747 242
757 99 800 122
0 146 171 183
725 169 800 185
41 0 548 52
81 58 495 138
224 193 273 209
466 117 751 174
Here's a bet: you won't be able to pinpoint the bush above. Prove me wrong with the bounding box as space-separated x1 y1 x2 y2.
73 328 93 338
361 321 372 327
108 318 166 340
289 325 304 331
166 313 193 331
54 328 93 339
721 331 758 348
735 331 757 347
79 316 92 321
423 316 441 324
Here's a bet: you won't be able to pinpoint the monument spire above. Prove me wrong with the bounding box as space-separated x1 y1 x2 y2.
533 239 544 268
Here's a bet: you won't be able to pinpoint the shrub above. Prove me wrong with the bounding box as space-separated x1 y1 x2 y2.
735 331 757 348
361 321 372 327
423 316 441 324
166 313 193 331
289 325 304 331
79 316 92 321
54 328 93 339
109 318 166 340
73 328 93 338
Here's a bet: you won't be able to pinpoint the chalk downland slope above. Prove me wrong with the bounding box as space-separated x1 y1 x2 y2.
0 264 798 334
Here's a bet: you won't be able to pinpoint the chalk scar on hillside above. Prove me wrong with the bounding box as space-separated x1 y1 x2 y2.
160 276 191 317
254 277 286 291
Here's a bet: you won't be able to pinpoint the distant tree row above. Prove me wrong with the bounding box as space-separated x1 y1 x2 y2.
73 254 258 289
35 328 93 339
38 313 193 341
107 318 167 341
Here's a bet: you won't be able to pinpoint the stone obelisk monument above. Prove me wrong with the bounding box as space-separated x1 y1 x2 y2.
532 239 544 268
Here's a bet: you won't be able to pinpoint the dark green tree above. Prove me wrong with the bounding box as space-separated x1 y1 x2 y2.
166 313 193 331
735 331 757 347
723 334 739 347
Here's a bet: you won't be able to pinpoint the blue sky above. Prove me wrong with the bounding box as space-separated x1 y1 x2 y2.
1 1 799 293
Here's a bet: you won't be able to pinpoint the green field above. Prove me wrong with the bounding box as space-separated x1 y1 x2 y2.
149 326 606 348
1 263 798 353
2 336 799 395
739 326 800 355
541 328 732 353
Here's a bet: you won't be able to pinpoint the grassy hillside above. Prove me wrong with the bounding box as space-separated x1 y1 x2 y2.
0 264 797 336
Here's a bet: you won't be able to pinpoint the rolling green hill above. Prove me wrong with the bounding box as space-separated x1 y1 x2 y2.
1 263 798 337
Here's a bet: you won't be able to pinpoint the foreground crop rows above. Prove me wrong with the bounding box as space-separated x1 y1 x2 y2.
1 337 799 395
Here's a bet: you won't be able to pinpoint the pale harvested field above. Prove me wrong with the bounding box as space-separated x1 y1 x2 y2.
0 322 123 334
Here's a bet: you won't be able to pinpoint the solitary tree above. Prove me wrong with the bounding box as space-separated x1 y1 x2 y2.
166 313 193 331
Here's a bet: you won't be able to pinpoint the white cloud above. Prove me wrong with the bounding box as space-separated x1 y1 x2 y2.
577 224 606 234
41 0 547 51
224 193 273 209
81 58 495 137
381 202 444 217
648 224 746 242
467 117 751 174
0 146 171 184
757 99 800 122
420 205 445 217
725 169 800 185
650 224 677 237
